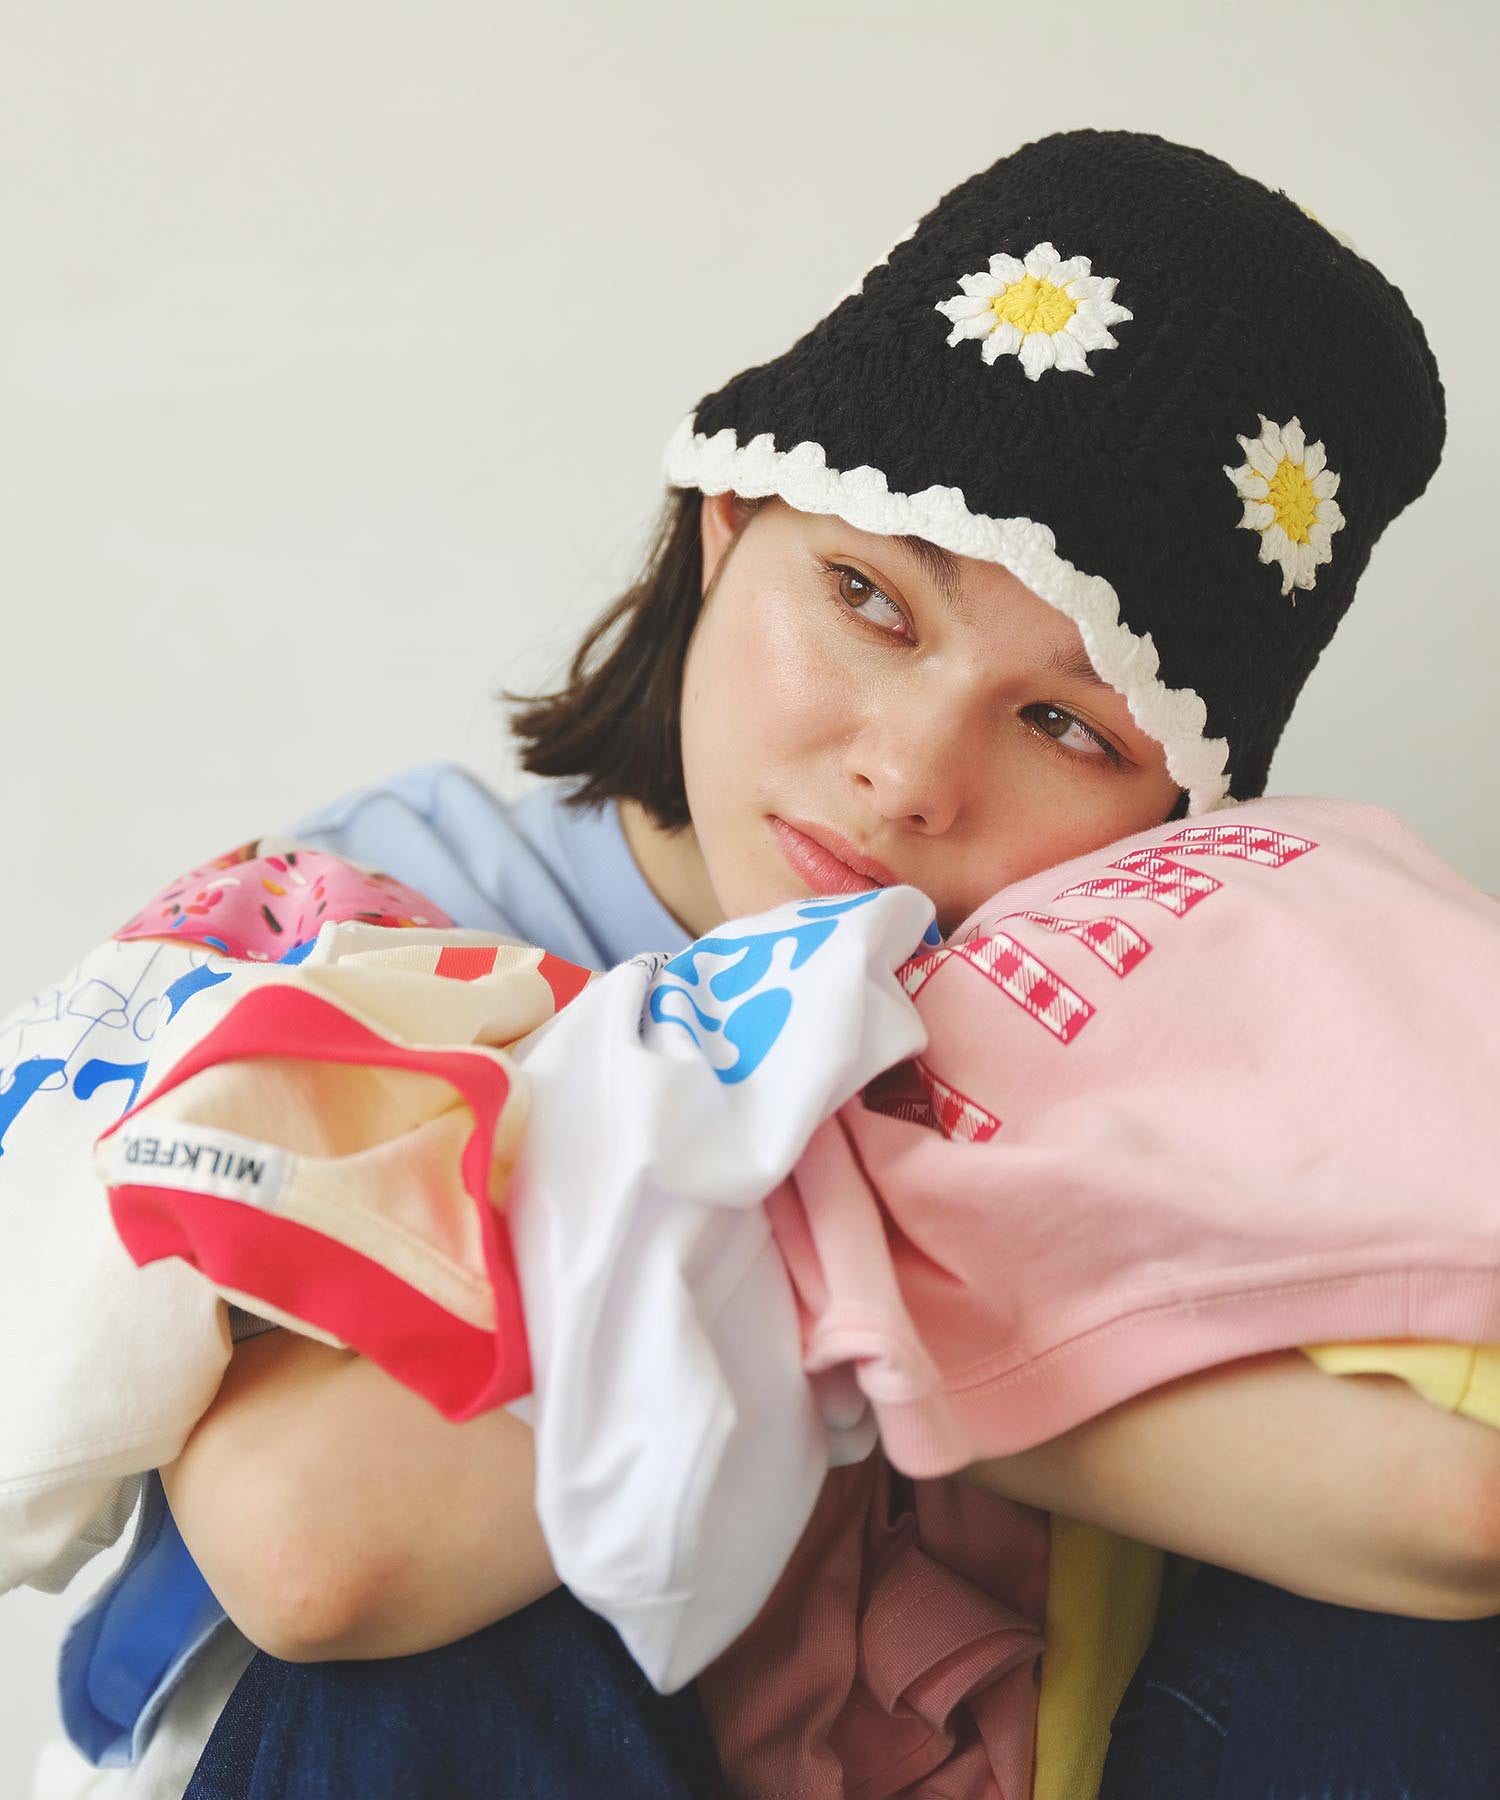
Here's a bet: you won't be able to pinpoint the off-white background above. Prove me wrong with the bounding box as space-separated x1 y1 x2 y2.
3 1 1496 1790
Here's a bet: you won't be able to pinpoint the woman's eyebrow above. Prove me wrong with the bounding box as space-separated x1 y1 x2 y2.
893 534 967 612
885 538 1114 694
1042 643 1113 689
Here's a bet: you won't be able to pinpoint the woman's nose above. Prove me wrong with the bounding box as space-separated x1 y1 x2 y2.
843 697 975 834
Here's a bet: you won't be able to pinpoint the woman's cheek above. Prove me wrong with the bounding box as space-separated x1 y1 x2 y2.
750 595 849 741
689 577 855 818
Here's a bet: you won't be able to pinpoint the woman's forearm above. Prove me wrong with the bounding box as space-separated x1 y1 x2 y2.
167 1332 1500 1670
161 1329 559 1663
962 1349 1500 1620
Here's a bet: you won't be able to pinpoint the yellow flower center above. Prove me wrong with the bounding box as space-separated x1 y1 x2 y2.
991 274 1077 336
1264 457 1319 544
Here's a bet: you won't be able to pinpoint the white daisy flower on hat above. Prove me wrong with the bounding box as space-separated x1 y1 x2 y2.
1225 415 1346 597
935 241 1133 381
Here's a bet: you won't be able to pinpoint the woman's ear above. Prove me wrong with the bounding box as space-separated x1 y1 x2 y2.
698 490 742 595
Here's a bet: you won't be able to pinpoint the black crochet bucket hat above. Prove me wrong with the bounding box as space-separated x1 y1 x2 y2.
663 128 1445 812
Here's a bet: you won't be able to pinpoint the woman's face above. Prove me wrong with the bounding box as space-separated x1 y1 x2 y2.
676 494 1184 939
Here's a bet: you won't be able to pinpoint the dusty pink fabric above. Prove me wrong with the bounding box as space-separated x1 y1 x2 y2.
703 796 1500 1798
701 1459 1049 1800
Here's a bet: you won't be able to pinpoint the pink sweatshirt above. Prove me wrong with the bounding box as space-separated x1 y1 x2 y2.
701 796 1500 1797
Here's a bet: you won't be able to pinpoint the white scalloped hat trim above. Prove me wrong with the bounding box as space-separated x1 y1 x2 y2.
663 417 1235 815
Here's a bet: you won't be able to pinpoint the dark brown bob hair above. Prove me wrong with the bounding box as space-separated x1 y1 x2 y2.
507 487 768 830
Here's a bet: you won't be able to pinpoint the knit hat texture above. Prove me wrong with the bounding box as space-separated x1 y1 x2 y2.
663 129 1445 810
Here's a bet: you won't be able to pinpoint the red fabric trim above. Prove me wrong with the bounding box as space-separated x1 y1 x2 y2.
111 1184 522 1419
98 982 531 1411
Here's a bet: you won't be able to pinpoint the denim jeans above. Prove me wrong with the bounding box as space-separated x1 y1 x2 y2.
181 1586 727 1800
185 1569 1500 1800
1098 1565 1500 1800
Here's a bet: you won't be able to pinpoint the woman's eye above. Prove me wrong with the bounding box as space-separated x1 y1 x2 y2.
826 563 910 637
1025 703 1121 763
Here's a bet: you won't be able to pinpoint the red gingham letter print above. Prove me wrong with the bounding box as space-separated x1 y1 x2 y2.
899 935 1093 1043
997 910 1152 979
954 933 1094 1044
1162 823 1318 868
917 1059 1001 1144
1054 849 1221 918
898 944 951 1002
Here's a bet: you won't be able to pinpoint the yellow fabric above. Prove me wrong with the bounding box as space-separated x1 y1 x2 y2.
1301 1340 1500 1424
1031 1519 1163 1800
1029 1340 1500 1800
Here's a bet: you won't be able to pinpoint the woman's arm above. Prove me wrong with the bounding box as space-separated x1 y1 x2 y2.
160 1328 558 1663
168 1335 1500 1668
963 1349 1500 1620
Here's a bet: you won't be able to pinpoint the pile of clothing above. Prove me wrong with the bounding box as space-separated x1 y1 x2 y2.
3 797 1498 1798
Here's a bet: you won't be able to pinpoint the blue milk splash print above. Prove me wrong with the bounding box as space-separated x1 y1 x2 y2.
646 891 939 1085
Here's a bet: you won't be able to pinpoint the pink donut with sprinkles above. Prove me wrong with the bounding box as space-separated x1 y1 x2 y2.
115 838 454 959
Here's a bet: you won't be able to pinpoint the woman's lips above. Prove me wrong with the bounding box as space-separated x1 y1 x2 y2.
770 817 898 896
